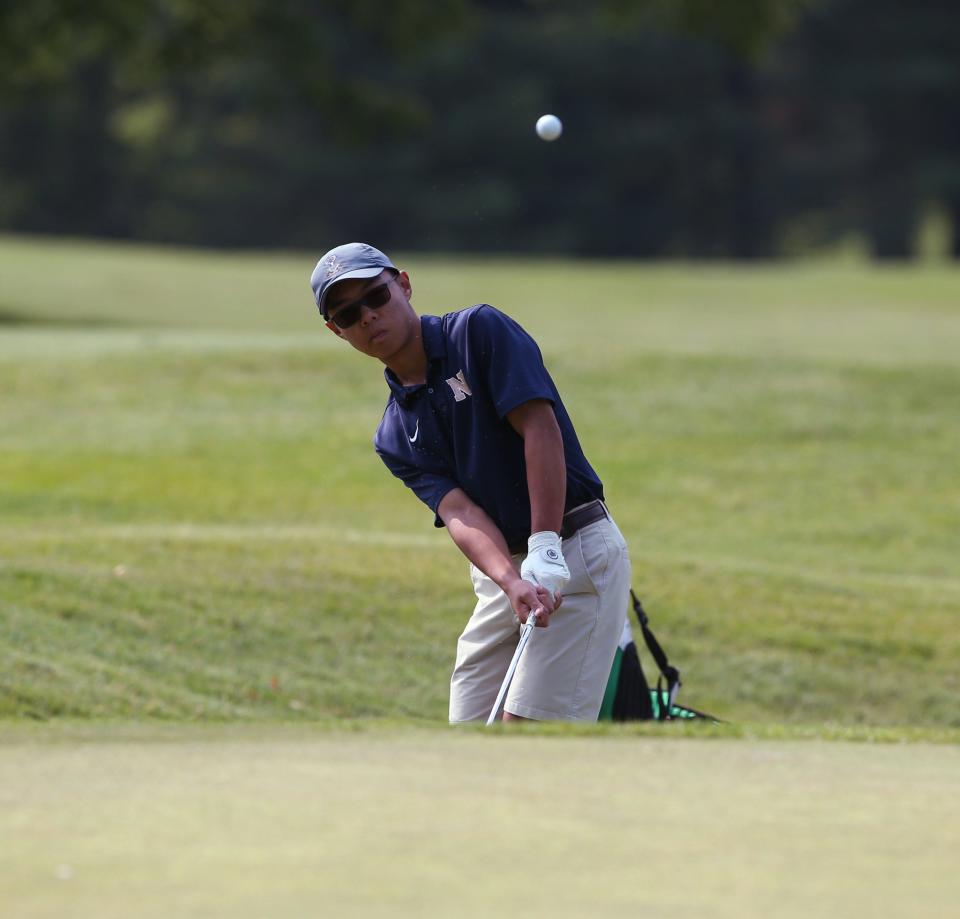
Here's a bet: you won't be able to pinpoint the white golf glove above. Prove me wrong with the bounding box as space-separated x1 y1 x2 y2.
520 531 570 595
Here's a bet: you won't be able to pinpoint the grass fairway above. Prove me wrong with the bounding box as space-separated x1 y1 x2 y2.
2 724 958 918
2 234 958 725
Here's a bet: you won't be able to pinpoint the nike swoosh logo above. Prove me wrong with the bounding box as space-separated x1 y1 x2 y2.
409 421 419 443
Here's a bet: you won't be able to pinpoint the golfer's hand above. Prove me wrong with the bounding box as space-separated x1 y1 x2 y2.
506 579 560 627
520 531 570 596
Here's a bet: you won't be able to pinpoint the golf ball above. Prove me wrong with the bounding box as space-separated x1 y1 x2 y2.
536 114 563 142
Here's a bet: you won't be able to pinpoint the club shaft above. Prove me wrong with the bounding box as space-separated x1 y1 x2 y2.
486 615 537 725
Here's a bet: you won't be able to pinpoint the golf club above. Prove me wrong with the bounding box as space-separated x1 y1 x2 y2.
486 609 540 725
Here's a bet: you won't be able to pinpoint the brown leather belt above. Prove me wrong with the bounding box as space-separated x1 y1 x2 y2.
509 499 609 555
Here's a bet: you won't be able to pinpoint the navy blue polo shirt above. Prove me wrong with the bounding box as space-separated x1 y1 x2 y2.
374 305 604 549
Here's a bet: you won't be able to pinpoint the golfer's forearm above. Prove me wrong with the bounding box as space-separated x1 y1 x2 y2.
438 489 521 592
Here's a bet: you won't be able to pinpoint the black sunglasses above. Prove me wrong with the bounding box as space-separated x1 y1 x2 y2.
327 278 397 329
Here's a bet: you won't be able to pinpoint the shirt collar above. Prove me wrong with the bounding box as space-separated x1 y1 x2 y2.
384 314 444 404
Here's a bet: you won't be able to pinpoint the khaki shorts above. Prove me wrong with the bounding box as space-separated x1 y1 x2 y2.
449 513 631 722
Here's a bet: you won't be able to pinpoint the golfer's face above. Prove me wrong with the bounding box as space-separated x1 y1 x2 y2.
325 270 414 359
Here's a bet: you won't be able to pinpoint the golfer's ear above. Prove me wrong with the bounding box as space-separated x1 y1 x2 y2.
397 270 412 298
325 319 344 338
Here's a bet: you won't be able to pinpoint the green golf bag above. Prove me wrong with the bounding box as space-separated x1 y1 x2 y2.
598 591 720 722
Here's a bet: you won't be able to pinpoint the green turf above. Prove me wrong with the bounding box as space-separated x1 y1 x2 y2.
1 235 958 726
1 724 958 918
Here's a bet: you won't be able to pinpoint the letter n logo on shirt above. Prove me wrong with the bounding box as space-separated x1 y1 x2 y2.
445 369 472 402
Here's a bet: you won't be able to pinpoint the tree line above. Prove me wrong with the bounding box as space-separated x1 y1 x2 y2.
0 0 957 257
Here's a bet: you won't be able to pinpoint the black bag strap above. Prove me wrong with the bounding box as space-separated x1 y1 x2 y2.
631 590 681 717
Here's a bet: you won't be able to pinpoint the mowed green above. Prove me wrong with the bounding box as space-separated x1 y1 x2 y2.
2 724 959 918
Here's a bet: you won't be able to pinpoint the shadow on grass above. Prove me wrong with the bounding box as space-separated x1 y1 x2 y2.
2 718 957 745
0 307 141 328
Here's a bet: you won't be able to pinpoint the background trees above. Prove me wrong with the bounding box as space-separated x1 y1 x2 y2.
0 0 956 256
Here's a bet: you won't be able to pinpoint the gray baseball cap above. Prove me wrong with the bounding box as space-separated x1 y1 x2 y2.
310 242 397 319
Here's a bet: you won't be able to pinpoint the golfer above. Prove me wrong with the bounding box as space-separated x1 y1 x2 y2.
311 243 632 722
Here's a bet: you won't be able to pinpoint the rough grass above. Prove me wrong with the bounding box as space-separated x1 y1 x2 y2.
1 235 958 726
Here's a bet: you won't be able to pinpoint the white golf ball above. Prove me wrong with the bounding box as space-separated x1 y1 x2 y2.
535 114 562 142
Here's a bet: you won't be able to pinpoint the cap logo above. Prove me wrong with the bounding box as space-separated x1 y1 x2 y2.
322 254 344 278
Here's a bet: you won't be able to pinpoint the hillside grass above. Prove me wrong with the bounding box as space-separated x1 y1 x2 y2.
1 235 958 726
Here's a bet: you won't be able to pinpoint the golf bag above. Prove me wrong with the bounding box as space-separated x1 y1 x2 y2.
598 590 720 722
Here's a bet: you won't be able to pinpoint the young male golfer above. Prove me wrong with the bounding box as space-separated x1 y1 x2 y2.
311 243 631 722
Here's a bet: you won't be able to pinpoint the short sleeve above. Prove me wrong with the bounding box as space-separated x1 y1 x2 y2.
467 306 556 419
376 448 459 528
